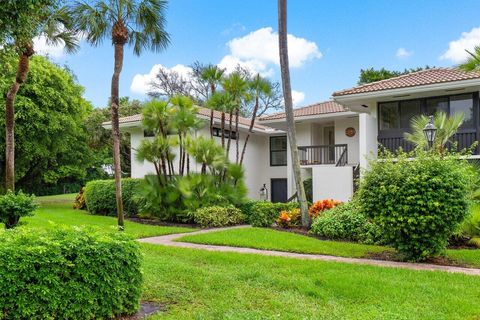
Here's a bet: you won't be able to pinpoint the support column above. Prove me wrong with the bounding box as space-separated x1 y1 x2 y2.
358 111 378 172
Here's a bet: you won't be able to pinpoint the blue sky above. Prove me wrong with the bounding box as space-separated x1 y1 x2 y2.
37 0 480 109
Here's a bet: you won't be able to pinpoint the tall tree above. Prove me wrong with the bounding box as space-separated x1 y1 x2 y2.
278 0 309 227
2 1 78 191
358 66 431 85
240 74 272 165
72 0 170 230
222 72 249 163
200 65 225 137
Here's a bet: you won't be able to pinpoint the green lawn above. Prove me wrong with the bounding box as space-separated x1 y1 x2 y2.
177 227 480 268
16 193 196 238
142 244 480 320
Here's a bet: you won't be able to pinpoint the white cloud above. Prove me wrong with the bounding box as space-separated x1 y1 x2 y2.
396 47 413 59
218 27 322 76
440 27 480 63
130 64 193 95
292 90 305 107
33 35 66 59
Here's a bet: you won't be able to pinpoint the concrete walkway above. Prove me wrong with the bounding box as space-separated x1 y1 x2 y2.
139 225 480 276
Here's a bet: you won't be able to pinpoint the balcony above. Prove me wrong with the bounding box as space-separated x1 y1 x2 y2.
298 144 348 166
378 131 478 154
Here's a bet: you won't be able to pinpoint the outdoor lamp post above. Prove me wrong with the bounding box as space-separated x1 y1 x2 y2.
423 115 437 150
259 184 268 201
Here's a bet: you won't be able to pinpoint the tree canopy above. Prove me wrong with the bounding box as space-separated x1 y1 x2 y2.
0 55 93 194
358 66 432 85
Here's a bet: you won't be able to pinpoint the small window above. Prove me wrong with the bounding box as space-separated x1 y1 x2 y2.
270 136 287 166
212 127 237 140
379 102 400 129
450 94 474 128
144 130 155 137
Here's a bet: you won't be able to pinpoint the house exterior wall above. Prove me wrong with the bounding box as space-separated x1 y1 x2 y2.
312 166 353 202
334 117 359 165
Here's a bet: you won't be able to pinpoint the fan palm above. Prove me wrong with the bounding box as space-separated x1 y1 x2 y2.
240 74 272 165
71 0 170 229
278 0 309 226
4 5 78 192
200 65 225 136
404 111 464 154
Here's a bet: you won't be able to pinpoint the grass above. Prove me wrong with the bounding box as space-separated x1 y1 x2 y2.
177 227 480 268
142 244 480 319
16 193 196 238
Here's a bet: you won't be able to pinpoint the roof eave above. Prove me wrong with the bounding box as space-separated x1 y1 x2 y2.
260 111 356 123
333 78 480 104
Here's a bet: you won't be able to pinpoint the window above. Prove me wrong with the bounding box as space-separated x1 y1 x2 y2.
270 136 287 166
426 97 448 116
379 102 400 129
400 100 422 128
450 94 474 128
144 130 155 137
212 127 236 140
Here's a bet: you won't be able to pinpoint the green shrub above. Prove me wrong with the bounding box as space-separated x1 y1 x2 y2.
193 205 245 228
310 201 382 244
138 174 247 223
0 191 37 229
84 179 142 216
248 201 299 227
0 227 142 319
358 151 476 261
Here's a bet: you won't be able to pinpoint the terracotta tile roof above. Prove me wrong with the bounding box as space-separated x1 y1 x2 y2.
332 68 480 97
259 100 347 121
106 106 276 132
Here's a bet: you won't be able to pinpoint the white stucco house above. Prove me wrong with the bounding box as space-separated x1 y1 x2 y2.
106 67 480 203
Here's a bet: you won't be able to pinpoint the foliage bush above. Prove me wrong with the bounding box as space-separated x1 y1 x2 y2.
73 187 86 210
84 179 142 216
0 227 142 319
0 191 37 229
310 201 382 244
193 205 245 227
247 201 299 227
358 151 476 260
138 173 247 223
276 208 301 228
309 199 342 219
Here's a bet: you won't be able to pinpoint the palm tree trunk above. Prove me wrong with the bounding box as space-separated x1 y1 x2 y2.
226 109 233 156
209 84 216 137
235 107 240 164
240 96 259 165
111 42 125 230
5 44 34 191
221 112 226 148
278 0 309 227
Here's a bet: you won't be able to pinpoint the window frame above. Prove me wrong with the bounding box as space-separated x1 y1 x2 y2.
270 135 287 167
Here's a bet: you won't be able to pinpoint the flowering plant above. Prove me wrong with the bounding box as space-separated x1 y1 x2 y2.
309 199 342 218
276 208 301 228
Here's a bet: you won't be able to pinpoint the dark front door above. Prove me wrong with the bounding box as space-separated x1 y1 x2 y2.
271 179 287 203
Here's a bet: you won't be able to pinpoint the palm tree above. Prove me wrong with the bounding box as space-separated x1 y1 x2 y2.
222 72 250 163
4 6 78 192
459 46 480 72
240 74 272 165
200 65 225 137
278 0 309 227
207 91 233 149
404 111 464 154
72 0 170 230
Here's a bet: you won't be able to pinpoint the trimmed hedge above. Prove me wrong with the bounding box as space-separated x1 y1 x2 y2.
84 179 142 216
0 227 142 319
193 205 245 227
243 201 299 227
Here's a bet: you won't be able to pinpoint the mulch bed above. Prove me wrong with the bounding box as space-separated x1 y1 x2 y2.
117 301 166 319
128 216 197 229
